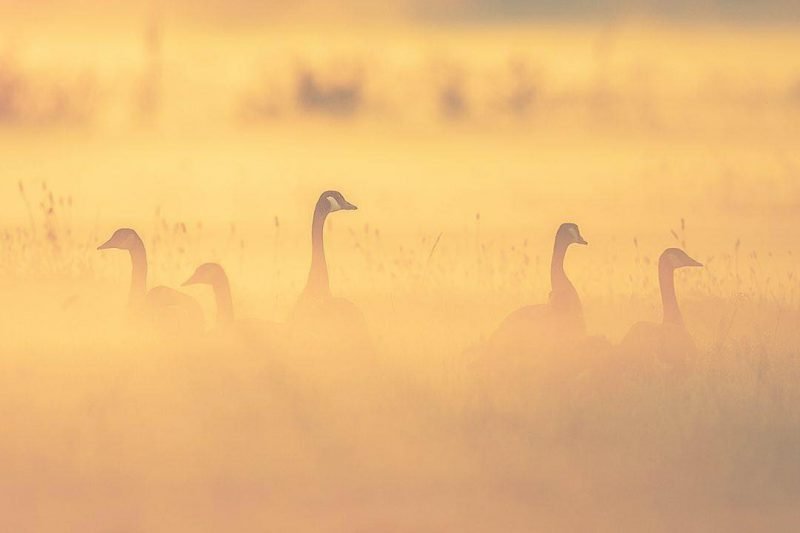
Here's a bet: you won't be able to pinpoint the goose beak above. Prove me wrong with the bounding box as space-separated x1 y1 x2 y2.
576 234 588 245
182 273 200 287
97 238 114 251
342 199 358 210
687 257 703 267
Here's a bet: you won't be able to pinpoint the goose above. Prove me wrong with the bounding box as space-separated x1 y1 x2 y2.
182 261 285 353
294 190 357 313
618 247 703 370
98 228 204 332
297 191 357 306
289 190 369 348
489 222 589 351
182 263 235 327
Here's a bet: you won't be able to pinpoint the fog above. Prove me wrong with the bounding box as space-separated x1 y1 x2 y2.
0 14 799 532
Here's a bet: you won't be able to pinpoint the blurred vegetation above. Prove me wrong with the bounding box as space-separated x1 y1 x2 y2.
0 21 799 532
0 56 98 127
1 24 798 133
0 178 799 530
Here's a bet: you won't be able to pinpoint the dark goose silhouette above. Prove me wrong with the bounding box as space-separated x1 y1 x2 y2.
618 247 703 371
98 228 204 332
489 222 589 352
289 190 369 348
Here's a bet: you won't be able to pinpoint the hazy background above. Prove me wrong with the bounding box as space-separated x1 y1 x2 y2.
4 0 800 22
0 1 799 531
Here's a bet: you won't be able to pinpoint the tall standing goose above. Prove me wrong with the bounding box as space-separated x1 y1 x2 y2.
290 190 369 347
294 190 357 312
298 191 357 306
489 222 589 350
98 228 204 331
618 247 703 369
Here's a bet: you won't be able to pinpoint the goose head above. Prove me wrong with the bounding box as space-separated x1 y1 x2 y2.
557 223 588 246
98 228 142 251
182 263 225 287
317 190 358 215
661 248 703 270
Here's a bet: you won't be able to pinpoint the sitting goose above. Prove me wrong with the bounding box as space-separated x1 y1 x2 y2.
290 190 369 347
183 262 284 349
98 228 204 332
182 263 235 327
618 247 703 371
489 222 589 351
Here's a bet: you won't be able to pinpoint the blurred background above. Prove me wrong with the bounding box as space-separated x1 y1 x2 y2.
1 0 798 313
0 1 799 531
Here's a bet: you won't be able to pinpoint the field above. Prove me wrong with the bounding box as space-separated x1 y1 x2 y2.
0 15 799 531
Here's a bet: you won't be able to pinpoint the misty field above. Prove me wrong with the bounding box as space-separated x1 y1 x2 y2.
0 19 799 532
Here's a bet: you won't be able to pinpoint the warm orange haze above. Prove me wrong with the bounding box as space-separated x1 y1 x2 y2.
1 2 799 531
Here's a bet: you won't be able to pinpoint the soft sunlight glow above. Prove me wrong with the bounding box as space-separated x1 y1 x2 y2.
0 3 799 532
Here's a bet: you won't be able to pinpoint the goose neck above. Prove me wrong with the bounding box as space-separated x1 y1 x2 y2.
212 272 235 325
305 202 330 298
128 240 148 309
550 238 570 292
659 261 682 325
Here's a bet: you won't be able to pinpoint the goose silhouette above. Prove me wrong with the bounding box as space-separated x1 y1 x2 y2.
182 263 235 327
98 228 204 332
618 247 702 371
182 262 284 344
289 190 369 349
489 223 588 352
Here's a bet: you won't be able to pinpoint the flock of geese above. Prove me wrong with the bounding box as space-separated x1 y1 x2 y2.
98 190 369 350
97 189 703 373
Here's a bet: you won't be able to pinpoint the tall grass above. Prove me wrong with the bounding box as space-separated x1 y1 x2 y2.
0 179 798 531
0 22 798 532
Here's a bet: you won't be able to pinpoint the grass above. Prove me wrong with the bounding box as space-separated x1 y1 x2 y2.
0 20 798 532
0 174 798 531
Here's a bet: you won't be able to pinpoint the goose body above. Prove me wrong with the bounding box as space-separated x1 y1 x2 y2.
618 247 703 370
289 190 369 349
489 223 588 352
98 228 204 332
